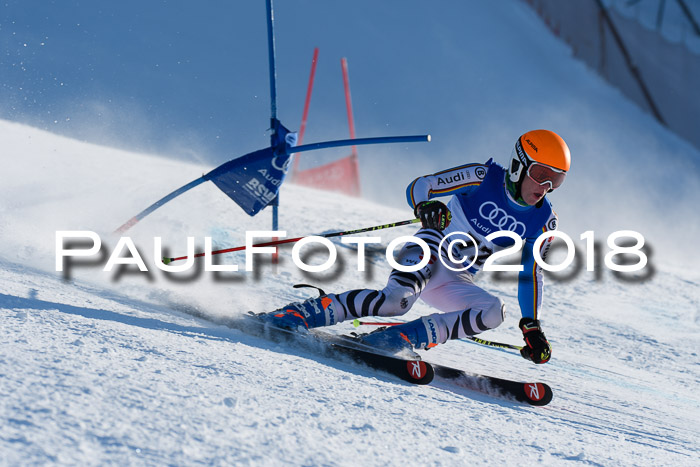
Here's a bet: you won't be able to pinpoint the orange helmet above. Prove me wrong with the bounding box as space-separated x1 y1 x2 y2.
508 130 571 189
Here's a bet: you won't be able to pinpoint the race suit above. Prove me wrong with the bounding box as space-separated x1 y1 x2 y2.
326 159 557 344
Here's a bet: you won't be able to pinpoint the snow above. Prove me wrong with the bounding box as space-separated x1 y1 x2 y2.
2 0 700 465
607 0 700 52
2 121 699 466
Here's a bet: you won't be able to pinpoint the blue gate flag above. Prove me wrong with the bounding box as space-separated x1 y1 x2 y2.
113 127 427 234
204 120 296 216
204 146 291 216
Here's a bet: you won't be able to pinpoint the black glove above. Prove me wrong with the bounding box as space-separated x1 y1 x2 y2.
415 201 451 231
519 318 551 364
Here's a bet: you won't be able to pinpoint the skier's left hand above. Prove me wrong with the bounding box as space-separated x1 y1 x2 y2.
519 318 551 364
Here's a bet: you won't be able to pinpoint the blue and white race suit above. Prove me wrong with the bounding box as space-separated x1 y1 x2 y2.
327 159 558 344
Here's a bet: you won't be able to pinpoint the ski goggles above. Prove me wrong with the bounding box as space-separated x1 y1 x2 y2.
526 162 567 190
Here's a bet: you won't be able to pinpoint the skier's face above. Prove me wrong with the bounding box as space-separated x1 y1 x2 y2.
520 175 549 206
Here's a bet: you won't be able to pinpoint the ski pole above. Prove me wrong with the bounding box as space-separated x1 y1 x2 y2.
351 319 523 351
163 217 421 264
463 335 523 351
351 319 403 327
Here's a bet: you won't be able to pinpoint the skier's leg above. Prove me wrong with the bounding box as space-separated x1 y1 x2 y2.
360 271 505 350
260 229 447 331
330 267 429 320
331 228 447 319
419 273 506 342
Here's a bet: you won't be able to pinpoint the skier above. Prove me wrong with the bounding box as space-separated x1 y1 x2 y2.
260 129 570 364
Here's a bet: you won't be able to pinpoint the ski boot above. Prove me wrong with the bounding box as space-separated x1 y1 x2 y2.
259 295 338 331
359 316 441 354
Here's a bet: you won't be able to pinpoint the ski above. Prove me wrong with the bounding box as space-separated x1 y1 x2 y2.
232 313 551 404
430 363 553 406
237 313 434 385
330 341 434 385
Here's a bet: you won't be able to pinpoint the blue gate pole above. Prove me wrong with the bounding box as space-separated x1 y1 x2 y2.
266 0 280 232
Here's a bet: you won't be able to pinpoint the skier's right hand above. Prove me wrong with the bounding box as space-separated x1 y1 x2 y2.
415 200 451 231
519 318 551 364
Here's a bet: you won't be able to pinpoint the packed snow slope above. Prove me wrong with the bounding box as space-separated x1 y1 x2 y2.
2 0 700 465
1 119 699 465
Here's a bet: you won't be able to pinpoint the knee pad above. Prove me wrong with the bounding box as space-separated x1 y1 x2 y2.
380 283 419 317
481 297 506 329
